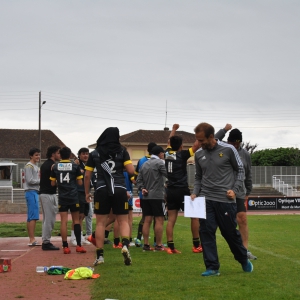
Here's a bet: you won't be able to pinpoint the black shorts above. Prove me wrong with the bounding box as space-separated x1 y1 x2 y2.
94 187 129 215
166 187 190 211
128 204 133 211
236 198 247 213
78 192 90 216
141 199 166 217
59 203 80 212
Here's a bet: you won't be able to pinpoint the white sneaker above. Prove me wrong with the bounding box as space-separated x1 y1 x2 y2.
129 242 135 247
93 256 104 266
81 236 91 245
70 238 77 247
121 246 132 266
247 250 257 260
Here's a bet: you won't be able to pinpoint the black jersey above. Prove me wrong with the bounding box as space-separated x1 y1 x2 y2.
85 147 132 190
50 160 83 204
165 147 194 188
39 159 57 194
77 160 86 193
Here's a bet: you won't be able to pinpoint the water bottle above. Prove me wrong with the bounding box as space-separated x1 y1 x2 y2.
36 266 63 273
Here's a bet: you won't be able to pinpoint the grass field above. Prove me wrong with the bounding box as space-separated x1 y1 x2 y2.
1 215 300 299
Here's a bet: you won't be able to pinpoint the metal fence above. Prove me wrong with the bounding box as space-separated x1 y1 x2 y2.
187 164 300 190
272 175 300 196
252 166 300 187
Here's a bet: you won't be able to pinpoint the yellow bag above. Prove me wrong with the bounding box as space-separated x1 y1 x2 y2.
64 267 100 280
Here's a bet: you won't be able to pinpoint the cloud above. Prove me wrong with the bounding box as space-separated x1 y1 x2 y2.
1 0 299 152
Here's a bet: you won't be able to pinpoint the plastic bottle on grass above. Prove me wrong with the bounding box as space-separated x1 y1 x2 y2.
36 266 63 273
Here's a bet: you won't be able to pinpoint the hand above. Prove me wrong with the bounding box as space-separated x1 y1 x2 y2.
224 124 232 132
127 191 131 199
74 158 79 165
172 124 180 130
142 188 148 196
226 190 236 200
86 193 93 203
190 193 197 201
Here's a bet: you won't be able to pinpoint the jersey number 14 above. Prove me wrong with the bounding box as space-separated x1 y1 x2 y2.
60 172 70 183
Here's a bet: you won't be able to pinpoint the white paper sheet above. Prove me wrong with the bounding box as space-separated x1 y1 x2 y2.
184 196 206 219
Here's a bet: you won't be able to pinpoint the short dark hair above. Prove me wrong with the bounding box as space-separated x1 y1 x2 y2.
78 147 89 156
59 147 71 160
194 122 215 138
151 146 165 156
170 136 183 151
147 142 157 154
46 146 61 159
29 148 40 157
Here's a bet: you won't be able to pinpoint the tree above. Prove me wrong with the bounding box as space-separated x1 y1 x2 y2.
251 147 300 166
242 142 258 154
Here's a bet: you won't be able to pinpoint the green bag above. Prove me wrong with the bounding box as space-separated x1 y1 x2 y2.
47 267 71 275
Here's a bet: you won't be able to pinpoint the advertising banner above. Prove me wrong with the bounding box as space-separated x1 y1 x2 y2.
247 197 300 210
133 197 142 213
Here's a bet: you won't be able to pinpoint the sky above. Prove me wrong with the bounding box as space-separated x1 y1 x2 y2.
1 0 300 154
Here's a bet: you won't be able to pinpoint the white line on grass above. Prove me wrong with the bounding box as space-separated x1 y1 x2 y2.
176 221 300 265
247 244 300 265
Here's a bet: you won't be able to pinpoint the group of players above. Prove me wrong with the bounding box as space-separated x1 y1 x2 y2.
24 122 256 276
24 146 94 253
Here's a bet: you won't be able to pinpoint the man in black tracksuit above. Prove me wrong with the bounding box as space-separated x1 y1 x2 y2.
191 122 253 276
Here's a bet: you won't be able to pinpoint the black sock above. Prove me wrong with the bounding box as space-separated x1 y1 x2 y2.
137 217 144 240
122 237 130 248
114 237 120 246
193 237 200 248
63 241 68 248
105 230 110 239
96 248 104 259
74 223 81 246
167 241 175 250
92 231 96 238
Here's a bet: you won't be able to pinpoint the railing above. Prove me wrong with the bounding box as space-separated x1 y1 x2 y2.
272 175 300 196
0 186 13 202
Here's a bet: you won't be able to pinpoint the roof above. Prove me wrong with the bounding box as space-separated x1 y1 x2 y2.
88 129 196 148
0 129 67 160
120 129 196 145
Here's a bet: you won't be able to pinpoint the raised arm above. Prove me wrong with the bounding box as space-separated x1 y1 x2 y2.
215 123 232 140
167 123 179 148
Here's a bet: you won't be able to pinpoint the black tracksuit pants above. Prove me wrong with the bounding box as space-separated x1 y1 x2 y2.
199 199 248 270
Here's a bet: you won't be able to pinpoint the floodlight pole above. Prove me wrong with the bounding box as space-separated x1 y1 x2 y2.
38 91 46 162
